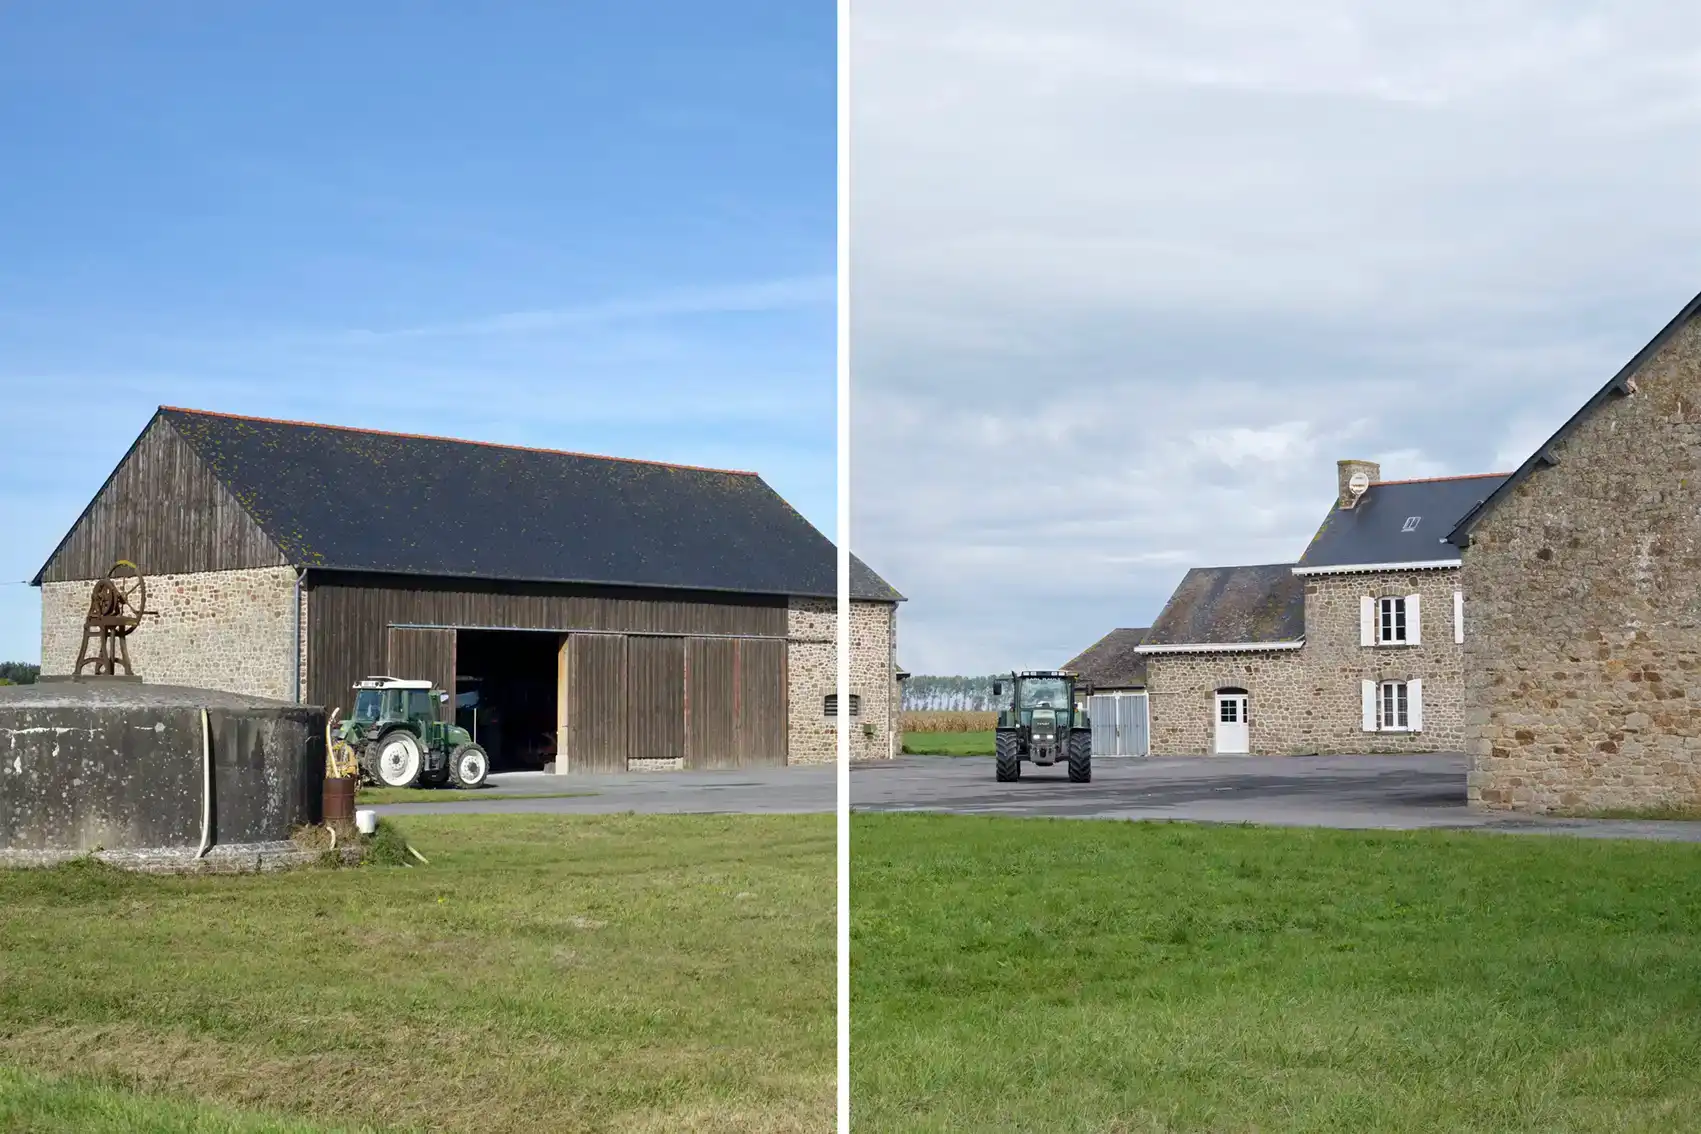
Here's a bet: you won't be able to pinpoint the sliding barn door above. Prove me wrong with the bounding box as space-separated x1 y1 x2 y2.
567 633 628 772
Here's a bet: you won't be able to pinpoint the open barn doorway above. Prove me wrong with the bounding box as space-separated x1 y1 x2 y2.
454 629 562 772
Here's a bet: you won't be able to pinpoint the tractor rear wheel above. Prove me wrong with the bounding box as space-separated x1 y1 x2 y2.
1068 728 1092 783
995 730 1021 782
374 731 423 788
450 743 490 789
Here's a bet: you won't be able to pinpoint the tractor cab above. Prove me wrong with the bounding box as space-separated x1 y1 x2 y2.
348 678 445 731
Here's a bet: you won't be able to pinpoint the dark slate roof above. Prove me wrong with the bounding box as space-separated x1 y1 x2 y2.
1297 474 1508 570
849 554 905 602
87 408 898 601
1450 285 1701 546
1061 628 1149 688
1140 564 1306 648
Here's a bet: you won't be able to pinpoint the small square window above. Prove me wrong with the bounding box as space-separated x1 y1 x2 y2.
1378 596 1407 644
1219 700 1238 723
824 693 861 718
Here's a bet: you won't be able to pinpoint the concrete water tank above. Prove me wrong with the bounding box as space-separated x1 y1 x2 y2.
0 682 326 855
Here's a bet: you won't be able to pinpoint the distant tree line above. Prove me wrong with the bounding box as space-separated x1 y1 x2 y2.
902 675 1004 712
0 662 40 686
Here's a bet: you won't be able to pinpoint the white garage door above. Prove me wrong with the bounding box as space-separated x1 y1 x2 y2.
1088 692 1149 756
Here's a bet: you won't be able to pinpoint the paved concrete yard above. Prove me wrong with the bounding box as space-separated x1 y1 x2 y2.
369 764 833 817
852 753 1701 841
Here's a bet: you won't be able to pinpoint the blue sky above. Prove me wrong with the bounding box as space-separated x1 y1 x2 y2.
0 2 834 664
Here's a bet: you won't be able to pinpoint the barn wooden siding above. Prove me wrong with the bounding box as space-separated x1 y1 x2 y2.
38 416 287 583
565 632 786 769
306 572 787 719
385 628 457 722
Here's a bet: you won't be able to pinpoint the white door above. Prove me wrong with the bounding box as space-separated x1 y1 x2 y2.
1213 693 1249 754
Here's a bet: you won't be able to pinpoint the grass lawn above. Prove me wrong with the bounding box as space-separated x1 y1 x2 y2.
0 1063 362 1133
852 813 1701 1132
0 813 832 1133
353 786 595 805
901 731 993 757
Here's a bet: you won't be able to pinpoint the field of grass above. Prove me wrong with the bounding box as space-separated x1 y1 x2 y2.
901 731 994 756
0 1063 353 1133
852 813 1701 1132
353 786 595 805
902 711 998 733
0 813 833 1134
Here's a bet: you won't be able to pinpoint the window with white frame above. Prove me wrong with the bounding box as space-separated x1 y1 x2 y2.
1379 597 1406 643
1361 677 1423 732
1379 681 1409 730
1360 593 1422 646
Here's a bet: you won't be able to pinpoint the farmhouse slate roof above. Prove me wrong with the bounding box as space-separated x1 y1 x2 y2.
1061 628 1150 688
1140 564 1306 649
1448 285 1701 546
44 407 899 601
1297 473 1509 572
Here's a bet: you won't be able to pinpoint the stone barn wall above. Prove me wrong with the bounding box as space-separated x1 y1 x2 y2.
1463 316 1701 813
41 566 300 702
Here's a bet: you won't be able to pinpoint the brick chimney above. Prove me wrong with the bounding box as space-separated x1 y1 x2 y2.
1337 459 1381 509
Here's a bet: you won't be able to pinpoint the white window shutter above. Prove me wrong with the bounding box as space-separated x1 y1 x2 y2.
1453 590 1464 644
1406 594 1422 644
1360 596 1375 646
1362 680 1378 731
1409 678 1424 732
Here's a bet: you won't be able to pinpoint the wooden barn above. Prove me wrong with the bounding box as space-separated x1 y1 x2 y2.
34 407 902 771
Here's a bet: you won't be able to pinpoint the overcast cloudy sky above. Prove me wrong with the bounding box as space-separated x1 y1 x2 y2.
850 0 1701 675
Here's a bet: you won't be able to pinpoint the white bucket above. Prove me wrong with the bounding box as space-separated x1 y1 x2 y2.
355 809 377 835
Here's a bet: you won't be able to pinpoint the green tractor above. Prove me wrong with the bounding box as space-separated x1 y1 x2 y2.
331 676 490 790
992 670 1092 783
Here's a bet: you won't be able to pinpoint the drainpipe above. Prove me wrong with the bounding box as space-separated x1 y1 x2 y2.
292 568 304 703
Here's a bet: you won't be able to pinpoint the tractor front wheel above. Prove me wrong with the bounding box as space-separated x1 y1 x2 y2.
1068 728 1092 783
450 743 490 789
995 731 1021 782
374 731 424 788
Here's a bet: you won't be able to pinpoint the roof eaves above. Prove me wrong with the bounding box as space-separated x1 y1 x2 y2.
1291 559 1463 577
1136 639 1305 654
1447 286 1701 546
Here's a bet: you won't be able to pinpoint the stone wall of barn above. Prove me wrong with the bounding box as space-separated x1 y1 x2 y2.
40 566 300 702
1462 314 1701 813
785 598 900 765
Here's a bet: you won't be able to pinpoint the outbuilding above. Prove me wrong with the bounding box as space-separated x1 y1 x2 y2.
1061 627 1151 756
34 408 903 771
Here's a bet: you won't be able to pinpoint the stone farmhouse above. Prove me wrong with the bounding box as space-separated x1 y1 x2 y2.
1447 287 1701 813
1136 461 1506 756
34 407 904 771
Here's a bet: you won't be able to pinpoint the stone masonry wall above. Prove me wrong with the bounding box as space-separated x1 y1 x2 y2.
1146 649 1306 755
1463 316 1701 813
849 600 897 762
1298 569 1466 753
787 598 836 766
1146 568 1465 755
785 598 898 765
41 566 300 702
